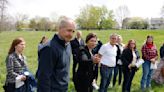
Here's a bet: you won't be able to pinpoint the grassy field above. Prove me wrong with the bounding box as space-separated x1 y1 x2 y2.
0 30 164 92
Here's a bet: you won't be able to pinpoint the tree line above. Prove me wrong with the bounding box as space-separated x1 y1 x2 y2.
0 0 164 31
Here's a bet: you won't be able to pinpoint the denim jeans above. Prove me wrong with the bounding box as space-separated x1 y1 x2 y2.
140 60 154 90
99 65 114 92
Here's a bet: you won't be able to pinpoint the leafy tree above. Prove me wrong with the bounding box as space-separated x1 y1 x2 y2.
29 17 54 31
76 5 115 30
29 19 37 30
125 17 149 29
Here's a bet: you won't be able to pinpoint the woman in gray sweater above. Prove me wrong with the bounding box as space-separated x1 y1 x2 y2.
4 37 27 92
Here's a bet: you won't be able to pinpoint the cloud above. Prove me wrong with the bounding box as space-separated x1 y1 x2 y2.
7 0 164 19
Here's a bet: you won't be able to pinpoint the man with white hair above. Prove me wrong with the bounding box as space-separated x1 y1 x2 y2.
37 16 76 92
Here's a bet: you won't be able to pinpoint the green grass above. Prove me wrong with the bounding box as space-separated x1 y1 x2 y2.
0 30 164 92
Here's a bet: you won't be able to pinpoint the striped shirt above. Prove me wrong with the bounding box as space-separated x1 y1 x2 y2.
5 52 27 84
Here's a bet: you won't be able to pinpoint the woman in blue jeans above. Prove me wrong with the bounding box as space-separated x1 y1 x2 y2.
140 35 158 91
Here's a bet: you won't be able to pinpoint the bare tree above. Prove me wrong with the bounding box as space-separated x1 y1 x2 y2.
4 15 16 31
115 5 130 29
161 5 164 18
15 13 29 31
0 0 8 31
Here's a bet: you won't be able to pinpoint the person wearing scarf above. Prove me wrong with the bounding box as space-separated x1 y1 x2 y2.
140 35 158 91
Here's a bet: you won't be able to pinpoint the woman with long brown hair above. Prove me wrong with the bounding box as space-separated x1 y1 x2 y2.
121 39 140 92
4 37 27 92
140 35 158 91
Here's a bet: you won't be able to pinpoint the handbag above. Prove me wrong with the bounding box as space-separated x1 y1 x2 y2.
135 59 144 68
150 62 157 69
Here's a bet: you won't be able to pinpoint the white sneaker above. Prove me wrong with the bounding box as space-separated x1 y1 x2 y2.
92 82 99 90
108 84 113 88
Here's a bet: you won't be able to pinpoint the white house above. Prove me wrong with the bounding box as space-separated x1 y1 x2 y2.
149 18 164 29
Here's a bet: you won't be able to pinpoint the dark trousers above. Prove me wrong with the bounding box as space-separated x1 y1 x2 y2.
73 73 79 91
113 65 123 86
75 74 93 92
122 67 136 92
4 83 15 92
4 83 26 92
72 57 79 91
99 65 114 92
93 64 99 80
15 84 26 92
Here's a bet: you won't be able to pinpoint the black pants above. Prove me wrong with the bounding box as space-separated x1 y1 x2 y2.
75 74 93 92
3 83 15 92
93 64 99 80
122 68 136 92
73 73 79 91
72 58 79 91
113 65 123 86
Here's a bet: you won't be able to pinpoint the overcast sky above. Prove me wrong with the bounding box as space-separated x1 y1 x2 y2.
7 0 164 19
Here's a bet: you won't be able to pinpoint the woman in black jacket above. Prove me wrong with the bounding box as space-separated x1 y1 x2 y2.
121 39 140 92
75 33 100 92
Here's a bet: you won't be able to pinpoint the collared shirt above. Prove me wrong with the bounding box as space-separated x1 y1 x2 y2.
99 43 117 67
77 38 84 46
118 43 125 54
77 38 81 43
142 43 158 60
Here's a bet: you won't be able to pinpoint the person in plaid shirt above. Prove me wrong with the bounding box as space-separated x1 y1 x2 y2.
4 37 27 92
140 35 158 91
